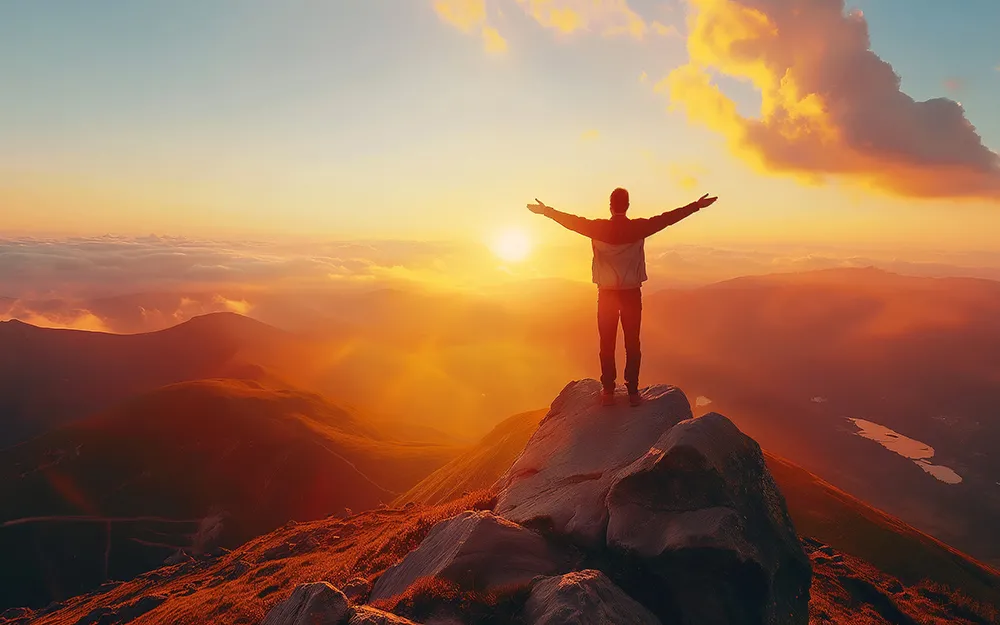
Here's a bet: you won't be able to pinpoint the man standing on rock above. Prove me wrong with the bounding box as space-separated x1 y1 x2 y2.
528 188 717 407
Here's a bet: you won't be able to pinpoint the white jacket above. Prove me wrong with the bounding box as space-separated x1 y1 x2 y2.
540 205 700 289
592 239 647 290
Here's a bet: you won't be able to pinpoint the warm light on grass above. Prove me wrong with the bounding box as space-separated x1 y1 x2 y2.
491 229 532 263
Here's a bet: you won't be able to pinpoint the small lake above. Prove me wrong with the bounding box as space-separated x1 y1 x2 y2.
848 418 962 485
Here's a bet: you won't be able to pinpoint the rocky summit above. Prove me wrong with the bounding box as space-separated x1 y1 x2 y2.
6 379 829 625
260 378 809 625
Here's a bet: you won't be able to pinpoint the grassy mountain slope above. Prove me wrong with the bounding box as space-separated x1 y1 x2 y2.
10 491 996 625
394 409 546 507
0 379 460 609
0 313 302 448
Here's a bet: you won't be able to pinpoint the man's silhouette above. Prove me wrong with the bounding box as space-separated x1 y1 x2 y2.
528 188 717 406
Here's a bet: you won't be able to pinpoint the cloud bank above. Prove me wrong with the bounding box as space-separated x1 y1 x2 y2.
6 235 1000 333
666 0 1000 199
0 236 494 332
0 236 474 298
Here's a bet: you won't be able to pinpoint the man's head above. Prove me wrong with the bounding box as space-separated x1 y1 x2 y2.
610 187 630 215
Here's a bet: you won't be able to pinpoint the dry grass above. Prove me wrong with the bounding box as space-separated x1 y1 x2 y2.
22 489 1000 625
372 577 530 624
913 581 999 624
807 543 1000 625
25 490 497 625
766 452 1000 610
355 492 498 579
395 409 546 507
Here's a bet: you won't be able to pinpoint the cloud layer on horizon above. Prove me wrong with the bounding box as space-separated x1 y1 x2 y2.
0 236 489 331
0 236 478 297
6 236 1000 333
665 0 1000 200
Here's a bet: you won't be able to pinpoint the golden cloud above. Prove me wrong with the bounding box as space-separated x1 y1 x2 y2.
213 295 253 316
651 20 680 38
666 0 1000 200
4 310 111 333
669 162 707 190
517 0 647 37
433 0 487 31
482 25 509 53
432 0 649 49
433 0 509 54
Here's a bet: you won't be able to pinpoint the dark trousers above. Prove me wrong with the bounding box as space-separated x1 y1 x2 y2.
598 287 642 394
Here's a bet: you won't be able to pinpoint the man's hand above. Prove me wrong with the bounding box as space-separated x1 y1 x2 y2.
527 198 548 215
692 193 718 210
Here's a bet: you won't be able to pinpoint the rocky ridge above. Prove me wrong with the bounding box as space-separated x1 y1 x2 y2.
258 379 811 624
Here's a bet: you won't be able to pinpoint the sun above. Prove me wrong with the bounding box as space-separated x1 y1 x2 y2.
492 229 532 263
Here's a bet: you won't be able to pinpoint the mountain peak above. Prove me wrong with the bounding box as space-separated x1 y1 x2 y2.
173 311 277 332
0 317 34 328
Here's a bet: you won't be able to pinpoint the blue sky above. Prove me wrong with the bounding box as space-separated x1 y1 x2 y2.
852 0 999 137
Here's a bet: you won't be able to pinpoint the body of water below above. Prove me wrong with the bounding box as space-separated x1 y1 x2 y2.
848 418 962 485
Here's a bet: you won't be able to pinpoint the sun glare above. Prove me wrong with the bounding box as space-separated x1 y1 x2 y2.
492 229 532 263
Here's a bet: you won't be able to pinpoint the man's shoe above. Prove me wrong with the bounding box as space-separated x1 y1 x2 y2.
628 392 642 407
600 388 616 406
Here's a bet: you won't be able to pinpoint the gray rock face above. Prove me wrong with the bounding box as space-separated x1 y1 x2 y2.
261 582 350 625
369 510 569 603
355 381 807 625
525 570 662 625
606 412 811 625
496 379 692 545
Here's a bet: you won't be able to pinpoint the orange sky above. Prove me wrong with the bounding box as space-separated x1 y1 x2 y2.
2 0 999 252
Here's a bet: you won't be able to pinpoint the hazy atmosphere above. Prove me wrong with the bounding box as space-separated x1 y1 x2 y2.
3 2 1000 624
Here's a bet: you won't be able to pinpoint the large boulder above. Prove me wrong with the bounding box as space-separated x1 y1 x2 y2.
369 511 570 603
261 582 350 625
496 379 692 545
606 413 811 625
525 570 662 625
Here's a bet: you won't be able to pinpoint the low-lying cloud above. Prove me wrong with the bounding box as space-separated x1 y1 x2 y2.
1 236 470 298
5 235 1000 333
0 236 488 332
666 0 1000 199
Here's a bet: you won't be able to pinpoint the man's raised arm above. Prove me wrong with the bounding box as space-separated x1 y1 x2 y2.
640 193 717 238
527 199 603 239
